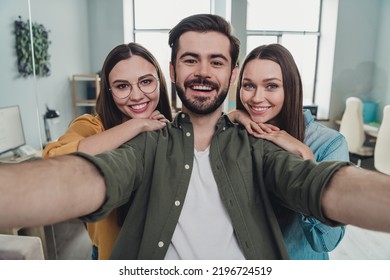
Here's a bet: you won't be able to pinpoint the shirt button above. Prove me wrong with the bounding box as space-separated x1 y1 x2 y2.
175 200 181 206
185 164 190 169
181 114 185 118
158 241 164 248
223 127 226 131
186 132 191 137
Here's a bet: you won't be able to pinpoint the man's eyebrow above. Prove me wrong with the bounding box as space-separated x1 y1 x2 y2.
179 52 229 62
210 53 229 62
179 52 199 60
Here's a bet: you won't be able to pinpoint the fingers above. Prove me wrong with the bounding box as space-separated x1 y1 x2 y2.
247 122 279 136
151 111 168 122
261 123 280 131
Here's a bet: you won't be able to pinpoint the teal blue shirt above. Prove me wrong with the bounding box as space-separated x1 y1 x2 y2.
79 112 350 260
278 110 349 260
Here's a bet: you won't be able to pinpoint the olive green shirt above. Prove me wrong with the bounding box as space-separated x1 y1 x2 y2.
78 113 349 260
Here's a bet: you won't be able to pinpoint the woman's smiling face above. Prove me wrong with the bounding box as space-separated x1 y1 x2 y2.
240 59 284 123
109 55 160 120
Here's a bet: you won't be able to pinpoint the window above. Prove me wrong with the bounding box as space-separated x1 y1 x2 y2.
245 0 321 106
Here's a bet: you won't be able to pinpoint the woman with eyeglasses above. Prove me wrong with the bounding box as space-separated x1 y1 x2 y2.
229 44 348 259
43 42 172 259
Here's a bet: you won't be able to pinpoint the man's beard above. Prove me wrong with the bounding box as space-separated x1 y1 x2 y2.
175 77 230 115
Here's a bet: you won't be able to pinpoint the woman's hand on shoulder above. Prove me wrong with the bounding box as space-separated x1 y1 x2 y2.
227 110 279 136
124 110 168 133
258 130 314 160
149 110 169 124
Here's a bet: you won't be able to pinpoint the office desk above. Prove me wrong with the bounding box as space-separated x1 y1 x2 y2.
363 123 379 137
0 234 44 259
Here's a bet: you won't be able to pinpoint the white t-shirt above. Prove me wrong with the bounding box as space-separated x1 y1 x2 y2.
165 147 245 259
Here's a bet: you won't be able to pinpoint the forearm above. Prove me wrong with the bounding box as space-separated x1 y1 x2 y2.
0 155 105 228
293 144 314 160
322 166 390 232
78 120 141 155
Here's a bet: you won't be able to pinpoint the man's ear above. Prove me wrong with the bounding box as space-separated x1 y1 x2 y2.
230 65 239 86
169 62 175 83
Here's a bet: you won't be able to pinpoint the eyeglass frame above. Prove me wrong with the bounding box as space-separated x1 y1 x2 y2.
109 75 159 99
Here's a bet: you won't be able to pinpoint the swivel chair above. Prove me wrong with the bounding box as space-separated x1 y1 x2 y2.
374 105 390 175
339 97 374 167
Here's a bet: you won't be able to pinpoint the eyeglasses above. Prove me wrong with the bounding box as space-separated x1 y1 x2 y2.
109 75 159 99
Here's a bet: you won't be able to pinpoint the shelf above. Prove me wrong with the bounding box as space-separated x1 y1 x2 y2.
71 74 100 117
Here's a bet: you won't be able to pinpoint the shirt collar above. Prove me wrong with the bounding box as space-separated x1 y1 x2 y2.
172 111 235 132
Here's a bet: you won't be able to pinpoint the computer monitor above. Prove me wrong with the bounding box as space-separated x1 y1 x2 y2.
0 105 26 155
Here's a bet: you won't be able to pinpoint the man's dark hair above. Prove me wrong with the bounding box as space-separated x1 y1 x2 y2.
168 14 240 69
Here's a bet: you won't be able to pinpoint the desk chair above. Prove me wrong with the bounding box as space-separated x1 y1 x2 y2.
374 105 390 175
339 97 374 166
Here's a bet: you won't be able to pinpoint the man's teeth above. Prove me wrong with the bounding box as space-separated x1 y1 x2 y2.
192 85 212 91
131 103 147 110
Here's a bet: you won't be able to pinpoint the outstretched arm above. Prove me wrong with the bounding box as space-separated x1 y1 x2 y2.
322 166 390 232
0 155 105 228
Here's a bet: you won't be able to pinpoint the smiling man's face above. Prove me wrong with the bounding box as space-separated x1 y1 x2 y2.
170 31 237 115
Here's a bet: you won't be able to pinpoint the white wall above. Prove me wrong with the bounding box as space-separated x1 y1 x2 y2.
0 0 42 149
329 0 386 122
0 0 123 149
373 0 390 119
0 0 91 149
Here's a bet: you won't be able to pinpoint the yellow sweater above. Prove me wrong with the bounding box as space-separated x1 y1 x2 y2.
43 114 120 260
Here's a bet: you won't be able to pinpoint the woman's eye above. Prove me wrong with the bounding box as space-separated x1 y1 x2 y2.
267 83 278 90
139 79 152 86
117 83 129 90
243 83 255 91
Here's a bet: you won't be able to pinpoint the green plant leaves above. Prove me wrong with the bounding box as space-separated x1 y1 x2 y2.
14 16 51 78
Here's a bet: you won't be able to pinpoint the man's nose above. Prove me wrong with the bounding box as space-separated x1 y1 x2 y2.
194 62 211 78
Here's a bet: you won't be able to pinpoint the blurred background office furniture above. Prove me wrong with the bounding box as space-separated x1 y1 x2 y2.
374 105 390 175
0 234 44 260
43 105 60 143
339 97 374 167
72 74 100 118
303 104 318 119
0 225 48 259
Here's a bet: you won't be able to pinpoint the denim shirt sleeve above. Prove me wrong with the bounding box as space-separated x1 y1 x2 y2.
299 110 348 252
299 215 345 252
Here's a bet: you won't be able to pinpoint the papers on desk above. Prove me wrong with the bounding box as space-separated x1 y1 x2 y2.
0 153 36 163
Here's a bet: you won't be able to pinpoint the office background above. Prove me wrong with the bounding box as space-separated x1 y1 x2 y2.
1 0 390 149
